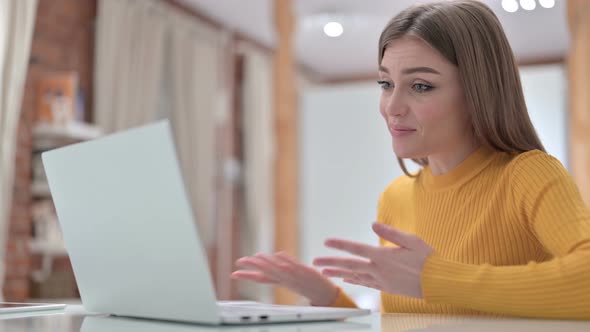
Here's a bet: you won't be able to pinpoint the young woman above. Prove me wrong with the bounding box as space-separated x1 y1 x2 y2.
233 1 590 319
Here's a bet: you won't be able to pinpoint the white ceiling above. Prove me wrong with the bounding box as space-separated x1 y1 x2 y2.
178 0 569 79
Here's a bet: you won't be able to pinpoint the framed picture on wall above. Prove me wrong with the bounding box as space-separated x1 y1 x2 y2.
35 71 80 125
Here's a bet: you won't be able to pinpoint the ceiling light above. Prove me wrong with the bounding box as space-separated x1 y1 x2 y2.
502 0 519 13
520 0 536 11
323 22 343 37
539 0 555 9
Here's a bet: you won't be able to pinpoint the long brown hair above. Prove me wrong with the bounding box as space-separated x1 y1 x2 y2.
379 0 545 177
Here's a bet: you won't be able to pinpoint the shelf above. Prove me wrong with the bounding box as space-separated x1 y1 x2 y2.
29 239 67 256
33 122 102 150
30 239 68 283
32 181 51 198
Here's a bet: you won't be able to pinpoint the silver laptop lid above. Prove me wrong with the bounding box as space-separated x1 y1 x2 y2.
42 121 221 324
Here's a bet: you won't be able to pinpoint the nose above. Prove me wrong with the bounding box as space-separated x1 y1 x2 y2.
383 90 408 118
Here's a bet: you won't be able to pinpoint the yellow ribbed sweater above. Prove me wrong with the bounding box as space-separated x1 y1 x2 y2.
331 146 590 319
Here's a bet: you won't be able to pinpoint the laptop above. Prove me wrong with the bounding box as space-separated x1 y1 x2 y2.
41 120 370 325
0 302 65 315
81 315 372 332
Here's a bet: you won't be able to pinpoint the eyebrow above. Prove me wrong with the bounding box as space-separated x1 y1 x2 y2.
378 65 441 75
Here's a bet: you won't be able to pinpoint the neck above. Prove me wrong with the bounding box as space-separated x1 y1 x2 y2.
428 140 481 176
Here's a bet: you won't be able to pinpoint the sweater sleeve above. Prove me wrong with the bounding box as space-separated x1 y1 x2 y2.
328 287 358 308
421 152 590 319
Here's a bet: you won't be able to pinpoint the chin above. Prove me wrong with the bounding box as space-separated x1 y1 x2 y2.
392 143 424 160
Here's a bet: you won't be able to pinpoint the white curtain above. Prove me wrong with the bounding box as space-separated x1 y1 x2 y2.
0 0 38 301
167 13 228 248
94 0 166 132
94 0 227 245
238 44 275 302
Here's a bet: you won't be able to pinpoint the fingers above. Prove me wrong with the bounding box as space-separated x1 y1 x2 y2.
235 253 295 282
231 271 277 284
236 256 278 278
321 267 379 290
320 267 374 282
343 278 379 290
255 253 295 274
273 252 303 272
273 252 309 277
324 239 378 258
313 257 374 273
372 222 422 249
274 251 299 265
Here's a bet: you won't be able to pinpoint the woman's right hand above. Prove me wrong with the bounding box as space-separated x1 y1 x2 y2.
231 251 340 306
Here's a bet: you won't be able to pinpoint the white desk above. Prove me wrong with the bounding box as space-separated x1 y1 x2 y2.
1 305 590 331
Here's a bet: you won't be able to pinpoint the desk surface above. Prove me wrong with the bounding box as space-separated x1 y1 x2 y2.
1 305 590 332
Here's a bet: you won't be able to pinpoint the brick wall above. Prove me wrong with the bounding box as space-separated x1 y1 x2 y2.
4 0 97 302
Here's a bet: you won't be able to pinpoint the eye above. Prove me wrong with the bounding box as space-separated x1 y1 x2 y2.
377 80 393 90
413 83 433 93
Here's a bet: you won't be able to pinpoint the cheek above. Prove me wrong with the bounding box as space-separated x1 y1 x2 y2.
412 105 440 133
379 96 387 119
414 94 467 135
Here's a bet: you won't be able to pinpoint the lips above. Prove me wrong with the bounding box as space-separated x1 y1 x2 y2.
389 125 416 138
392 124 415 131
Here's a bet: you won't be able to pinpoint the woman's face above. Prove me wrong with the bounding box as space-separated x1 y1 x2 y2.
378 36 472 159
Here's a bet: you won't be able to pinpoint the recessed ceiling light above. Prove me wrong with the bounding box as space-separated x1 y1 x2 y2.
502 0 519 13
323 22 343 37
520 0 537 11
539 0 555 9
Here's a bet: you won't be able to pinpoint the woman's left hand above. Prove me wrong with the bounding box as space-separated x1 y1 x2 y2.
313 222 435 299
